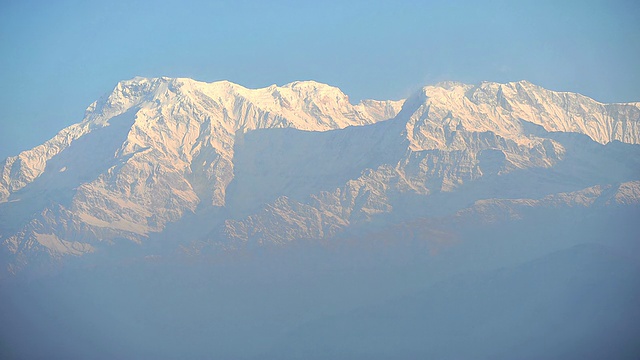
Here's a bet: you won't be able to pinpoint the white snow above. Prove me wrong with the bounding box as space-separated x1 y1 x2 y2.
0 76 638 274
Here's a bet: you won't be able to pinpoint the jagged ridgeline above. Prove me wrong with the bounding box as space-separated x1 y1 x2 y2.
0 77 639 277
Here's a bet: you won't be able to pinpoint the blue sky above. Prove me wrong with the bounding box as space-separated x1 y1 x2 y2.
1 0 639 159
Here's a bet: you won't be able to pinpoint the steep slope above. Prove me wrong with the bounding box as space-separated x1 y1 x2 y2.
0 77 402 275
218 83 640 248
1 77 402 204
405 80 640 151
1 77 639 360
1 78 639 277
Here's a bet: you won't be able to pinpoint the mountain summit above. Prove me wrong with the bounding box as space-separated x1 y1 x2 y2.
0 77 639 277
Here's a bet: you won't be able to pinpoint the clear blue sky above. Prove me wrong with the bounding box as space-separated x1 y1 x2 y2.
1 0 639 159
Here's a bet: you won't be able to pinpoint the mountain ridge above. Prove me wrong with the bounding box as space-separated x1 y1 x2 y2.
0 77 639 277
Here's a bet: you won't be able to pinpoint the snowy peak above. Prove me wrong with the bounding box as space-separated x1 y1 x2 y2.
1 77 404 204
410 80 640 148
0 77 639 278
105 77 404 132
0 77 407 275
82 76 404 132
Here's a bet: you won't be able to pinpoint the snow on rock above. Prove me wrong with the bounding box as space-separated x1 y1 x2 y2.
405 80 640 151
612 180 640 205
0 77 638 276
0 77 403 272
456 180 640 225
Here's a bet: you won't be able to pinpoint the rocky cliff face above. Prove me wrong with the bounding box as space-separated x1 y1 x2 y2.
0 77 403 274
405 80 640 150
0 77 638 277
218 81 640 247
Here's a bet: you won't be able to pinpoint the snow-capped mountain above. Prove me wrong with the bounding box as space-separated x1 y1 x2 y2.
0 77 639 278
0 77 402 275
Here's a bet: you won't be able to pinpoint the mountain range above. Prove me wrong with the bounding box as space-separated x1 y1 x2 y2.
1 77 638 278
1 77 640 358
